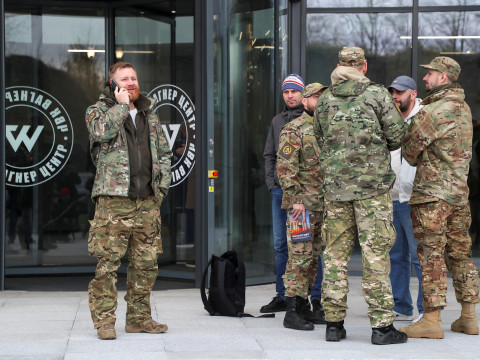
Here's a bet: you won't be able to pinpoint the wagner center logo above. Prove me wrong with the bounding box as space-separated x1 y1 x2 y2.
5 86 74 187
148 84 195 187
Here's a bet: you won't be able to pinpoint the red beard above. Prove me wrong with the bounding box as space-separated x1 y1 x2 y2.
128 87 140 102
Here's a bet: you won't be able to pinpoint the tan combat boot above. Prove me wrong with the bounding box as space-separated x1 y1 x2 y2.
398 309 444 339
97 323 116 340
451 302 479 335
125 318 168 333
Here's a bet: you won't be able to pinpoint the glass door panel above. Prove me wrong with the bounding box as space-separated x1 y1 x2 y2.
114 2 196 276
4 6 105 269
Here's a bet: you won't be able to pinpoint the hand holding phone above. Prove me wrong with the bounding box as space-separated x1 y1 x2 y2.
110 80 129 104
110 80 120 92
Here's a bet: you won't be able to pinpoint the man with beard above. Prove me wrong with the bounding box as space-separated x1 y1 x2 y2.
262 74 306 313
276 83 328 330
399 57 479 339
85 62 172 340
387 76 424 324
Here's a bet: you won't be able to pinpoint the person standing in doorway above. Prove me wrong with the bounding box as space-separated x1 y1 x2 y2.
85 62 172 340
262 74 305 313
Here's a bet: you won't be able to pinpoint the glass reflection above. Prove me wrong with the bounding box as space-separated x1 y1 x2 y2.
5 8 104 267
419 0 480 5
213 0 281 279
306 13 412 86
307 0 412 8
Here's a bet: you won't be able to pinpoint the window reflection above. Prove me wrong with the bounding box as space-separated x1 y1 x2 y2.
419 0 480 5
418 12 480 113
213 0 282 279
306 13 412 86
5 8 105 267
307 0 412 8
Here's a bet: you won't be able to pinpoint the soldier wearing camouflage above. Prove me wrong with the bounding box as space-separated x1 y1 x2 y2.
400 57 479 338
85 62 172 340
314 47 408 344
277 83 327 330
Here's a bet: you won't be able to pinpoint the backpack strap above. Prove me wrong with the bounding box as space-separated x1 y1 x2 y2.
200 255 216 316
233 253 246 310
238 312 275 318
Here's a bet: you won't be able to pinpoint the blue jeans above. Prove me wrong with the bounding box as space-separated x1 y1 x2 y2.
310 256 323 302
272 187 288 298
390 201 423 315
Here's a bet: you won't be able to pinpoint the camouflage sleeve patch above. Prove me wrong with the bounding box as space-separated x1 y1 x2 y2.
87 109 97 123
288 134 301 147
278 141 296 160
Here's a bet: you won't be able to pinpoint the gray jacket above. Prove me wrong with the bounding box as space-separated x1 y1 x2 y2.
263 104 304 190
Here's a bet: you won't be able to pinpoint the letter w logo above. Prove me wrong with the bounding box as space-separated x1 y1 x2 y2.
6 125 45 152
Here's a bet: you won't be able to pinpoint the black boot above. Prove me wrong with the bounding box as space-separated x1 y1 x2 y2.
371 324 408 345
326 321 346 342
283 297 314 331
297 297 326 325
310 299 326 324
260 296 287 313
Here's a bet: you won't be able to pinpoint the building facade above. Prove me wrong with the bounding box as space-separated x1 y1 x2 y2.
1 0 480 289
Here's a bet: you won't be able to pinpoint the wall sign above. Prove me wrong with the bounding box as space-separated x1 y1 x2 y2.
148 84 196 188
5 86 74 187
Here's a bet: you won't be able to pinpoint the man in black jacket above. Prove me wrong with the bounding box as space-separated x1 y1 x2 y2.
262 74 305 313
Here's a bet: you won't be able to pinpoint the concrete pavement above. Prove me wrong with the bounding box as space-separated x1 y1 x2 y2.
0 276 479 360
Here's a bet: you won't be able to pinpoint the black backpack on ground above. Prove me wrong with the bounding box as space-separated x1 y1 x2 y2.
200 250 274 318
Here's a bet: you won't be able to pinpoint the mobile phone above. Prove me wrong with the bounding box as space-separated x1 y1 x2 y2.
110 80 119 92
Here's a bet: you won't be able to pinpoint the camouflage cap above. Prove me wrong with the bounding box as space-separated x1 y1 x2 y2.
338 47 365 66
420 56 461 81
302 82 328 97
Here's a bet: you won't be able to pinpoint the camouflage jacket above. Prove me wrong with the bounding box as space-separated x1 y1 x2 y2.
85 88 172 200
264 105 305 190
402 85 472 205
314 70 406 201
276 111 323 211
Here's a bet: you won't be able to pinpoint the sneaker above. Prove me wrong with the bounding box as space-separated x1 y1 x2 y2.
326 321 346 342
260 296 288 313
97 324 116 340
125 318 168 333
394 311 414 321
412 313 424 324
371 324 408 345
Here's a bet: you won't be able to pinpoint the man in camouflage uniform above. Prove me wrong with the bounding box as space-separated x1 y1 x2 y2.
313 47 408 345
399 57 479 339
85 62 172 340
277 83 328 331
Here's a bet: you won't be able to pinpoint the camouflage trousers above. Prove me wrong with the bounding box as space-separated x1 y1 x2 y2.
321 192 396 328
87 195 163 329
411 200 479 311
283 209 324 299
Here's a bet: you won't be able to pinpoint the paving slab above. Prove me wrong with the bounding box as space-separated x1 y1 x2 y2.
0 276 479 360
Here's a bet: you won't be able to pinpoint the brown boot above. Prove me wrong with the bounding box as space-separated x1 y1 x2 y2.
451 302 479 335
125 318 168 333
97 324 116 340
398 309 444 339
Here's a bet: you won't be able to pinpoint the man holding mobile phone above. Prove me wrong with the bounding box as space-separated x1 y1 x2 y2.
85 62 172 340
